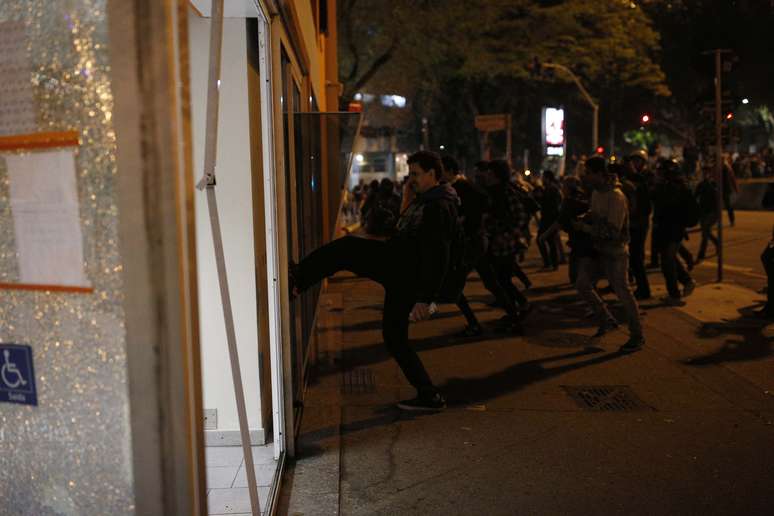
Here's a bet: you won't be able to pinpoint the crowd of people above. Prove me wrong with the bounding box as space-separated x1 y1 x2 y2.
731 147 774 179
291 149 773 412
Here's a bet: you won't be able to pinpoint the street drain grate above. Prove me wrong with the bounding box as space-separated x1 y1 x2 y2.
562 385 653 411
341 368 376 394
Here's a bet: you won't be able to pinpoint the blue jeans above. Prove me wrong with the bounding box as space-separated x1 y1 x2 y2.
576 254 643 339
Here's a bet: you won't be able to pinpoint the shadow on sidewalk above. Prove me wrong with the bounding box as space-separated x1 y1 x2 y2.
441 347 628 407
312 328 525 378
296 347 631 454
684 303 774 365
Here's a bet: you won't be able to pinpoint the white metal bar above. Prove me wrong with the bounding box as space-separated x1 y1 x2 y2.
256 13 287 461
197 0 260 514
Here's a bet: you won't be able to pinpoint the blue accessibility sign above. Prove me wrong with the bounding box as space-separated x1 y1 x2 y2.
0 344 37 406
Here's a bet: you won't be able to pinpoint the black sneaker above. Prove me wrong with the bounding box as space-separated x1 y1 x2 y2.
397 392 446 412
619 336 644 353
457 324 483 337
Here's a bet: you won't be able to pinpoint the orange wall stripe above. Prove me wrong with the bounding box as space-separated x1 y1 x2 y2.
0 131 81 152
0 282 94 294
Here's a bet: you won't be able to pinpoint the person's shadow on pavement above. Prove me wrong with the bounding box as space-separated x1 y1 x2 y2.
685 302 774 365
440 347 630 407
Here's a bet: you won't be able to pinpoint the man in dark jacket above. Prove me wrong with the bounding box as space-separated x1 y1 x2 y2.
537 170 563 270
651 160 697 304
623 152 653 299
482 160 531 311
290 151 457 411
694 164 720 263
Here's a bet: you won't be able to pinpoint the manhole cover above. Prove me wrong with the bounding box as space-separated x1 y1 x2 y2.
562 385 653 411
341 368 376 394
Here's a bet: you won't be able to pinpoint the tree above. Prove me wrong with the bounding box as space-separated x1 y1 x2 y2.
339 0 671 160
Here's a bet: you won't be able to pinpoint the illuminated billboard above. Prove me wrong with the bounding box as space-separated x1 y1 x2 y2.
542 107 565 156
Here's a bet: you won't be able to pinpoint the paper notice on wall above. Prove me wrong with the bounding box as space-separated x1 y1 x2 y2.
6 150 89 288
0 21 36 135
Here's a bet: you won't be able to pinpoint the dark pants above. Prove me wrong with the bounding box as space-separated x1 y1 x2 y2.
660 240 693 298
456 295 478 328
649 222 659 268
512 260 531 288
629 225 651 297
492 254 528 307
295 236 435 394
457 253 521 326
678 243 694 270
697 219 719 259
537 226 558 268
724 190 735 225
568 252 580 284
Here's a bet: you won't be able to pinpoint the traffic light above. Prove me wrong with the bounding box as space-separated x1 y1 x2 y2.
641 114 651 124
595 146 605 155
725 112 734 121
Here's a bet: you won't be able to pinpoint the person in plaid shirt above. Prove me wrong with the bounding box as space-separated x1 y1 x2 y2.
481 160 531 312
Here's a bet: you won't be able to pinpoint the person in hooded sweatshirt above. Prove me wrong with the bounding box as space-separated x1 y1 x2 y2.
289 151 456 412
573 156 645 352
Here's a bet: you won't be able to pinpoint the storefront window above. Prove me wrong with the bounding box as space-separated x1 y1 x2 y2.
0 1 134 513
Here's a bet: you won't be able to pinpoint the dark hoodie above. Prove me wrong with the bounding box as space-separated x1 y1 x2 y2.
390 184 460 302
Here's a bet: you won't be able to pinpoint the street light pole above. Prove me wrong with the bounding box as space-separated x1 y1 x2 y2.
715 49 724 283
543 62 599 151
703 48 732 283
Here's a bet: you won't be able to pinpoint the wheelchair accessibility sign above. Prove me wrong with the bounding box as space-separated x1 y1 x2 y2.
0 344 37 406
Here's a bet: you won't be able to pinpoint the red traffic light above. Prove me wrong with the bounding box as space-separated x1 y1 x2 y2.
595 146 605 155
641 114 650 124
725 112 734 120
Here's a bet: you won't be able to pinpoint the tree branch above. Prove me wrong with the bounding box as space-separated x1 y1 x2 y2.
348 35 398 96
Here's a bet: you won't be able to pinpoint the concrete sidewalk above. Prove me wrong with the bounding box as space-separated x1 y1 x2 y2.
278 253 774 515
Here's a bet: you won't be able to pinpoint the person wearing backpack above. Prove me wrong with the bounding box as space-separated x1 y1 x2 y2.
623 151 653 299
481 160 531 313
289 151 458 412
364 178 401 237
651 159 697 305
440 156 524 336
694 164 720 264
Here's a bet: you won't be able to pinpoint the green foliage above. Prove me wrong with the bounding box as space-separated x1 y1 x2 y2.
623 128 657 149
340 0 668 100
338 0 670 159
